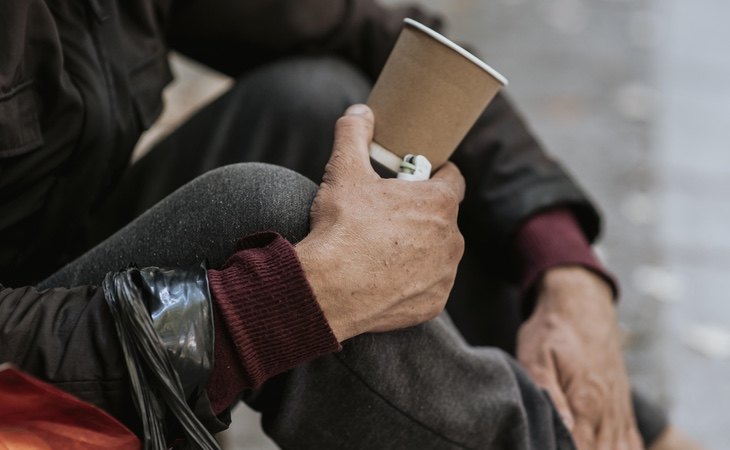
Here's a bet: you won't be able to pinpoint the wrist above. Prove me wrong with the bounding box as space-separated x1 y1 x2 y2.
295 236 357 343
535 266 615 318
540 266 612 295
513 208 619 317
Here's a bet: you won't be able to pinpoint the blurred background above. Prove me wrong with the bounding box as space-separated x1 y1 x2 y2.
142 0 729 448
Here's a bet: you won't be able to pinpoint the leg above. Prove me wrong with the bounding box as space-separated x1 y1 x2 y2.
251 314 573 450
39 163 317 288
92 57 370 244
447 249 670 448
63 55 663 447
40 163 573 449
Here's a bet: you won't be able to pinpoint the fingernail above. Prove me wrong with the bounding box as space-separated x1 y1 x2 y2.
345 104 369 116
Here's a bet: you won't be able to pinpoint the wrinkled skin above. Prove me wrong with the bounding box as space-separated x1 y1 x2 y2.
296 104 466 342
518 266 643 450
650 426 706 450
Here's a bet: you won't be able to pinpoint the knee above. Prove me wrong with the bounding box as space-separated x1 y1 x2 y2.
189 163 318 243
236 57 371 124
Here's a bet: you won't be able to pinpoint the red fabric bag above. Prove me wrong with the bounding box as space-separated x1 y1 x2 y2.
0 364 140 449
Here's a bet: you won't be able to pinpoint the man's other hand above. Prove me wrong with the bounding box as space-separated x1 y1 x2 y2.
517 266 643 450
296 104 466 342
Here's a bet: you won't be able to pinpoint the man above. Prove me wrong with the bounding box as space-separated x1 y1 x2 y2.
0 0 689 448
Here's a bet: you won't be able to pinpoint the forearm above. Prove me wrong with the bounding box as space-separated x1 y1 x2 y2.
0 234 339 433
0 283 134 425
204 232 340 414
1 274 220 436
454 94 601 264
513 207 618 316
515 214 641 449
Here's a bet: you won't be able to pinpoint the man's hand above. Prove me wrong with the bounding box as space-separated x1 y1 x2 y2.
517 266 643 450
296 104 466 342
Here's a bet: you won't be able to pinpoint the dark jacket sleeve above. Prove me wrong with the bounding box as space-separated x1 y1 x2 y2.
0 235 342 437
0 275 222 438
0 283 139 429
168 0 601 257
453 94 600 259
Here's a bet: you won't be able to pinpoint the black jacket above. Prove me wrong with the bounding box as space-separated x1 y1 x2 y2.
0 0 599 437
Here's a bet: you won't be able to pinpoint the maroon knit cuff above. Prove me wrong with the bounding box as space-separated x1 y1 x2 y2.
514 208 618 308
204 232 341 414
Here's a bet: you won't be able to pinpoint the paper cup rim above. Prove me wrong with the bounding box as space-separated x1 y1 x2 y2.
403 18 509 86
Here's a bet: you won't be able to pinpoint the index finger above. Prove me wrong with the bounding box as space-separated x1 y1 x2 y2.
430 162 466 202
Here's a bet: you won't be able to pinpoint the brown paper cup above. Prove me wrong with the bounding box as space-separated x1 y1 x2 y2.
367 18 508 173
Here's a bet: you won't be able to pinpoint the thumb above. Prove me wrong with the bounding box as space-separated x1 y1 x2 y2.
430 162 466 202
325 104 378 182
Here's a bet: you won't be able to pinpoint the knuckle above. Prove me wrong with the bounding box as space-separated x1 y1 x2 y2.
314 181 333 201
569 377 610 421
417 290 449 323
427 181 450 201
323 156 358 187
426 186 459 219
437 227 461 261
311 186 347 219
438 182 459 203
309 196 322 215
324 161 344 181
451 231 465 259
427 298 446 321
335 115 353 128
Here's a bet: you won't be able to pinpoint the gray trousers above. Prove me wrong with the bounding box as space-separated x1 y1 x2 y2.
42 58 664 449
